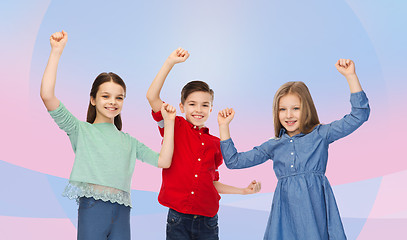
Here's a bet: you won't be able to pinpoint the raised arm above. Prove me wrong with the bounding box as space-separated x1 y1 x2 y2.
40 31 68 111
335 59 362 93
321 59 370 143
213 180 261 195
157 103 176 168
218 108 272 169
146 48 190 113
218 108 235 141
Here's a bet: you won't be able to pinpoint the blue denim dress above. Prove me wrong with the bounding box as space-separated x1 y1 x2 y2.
220 91 370 240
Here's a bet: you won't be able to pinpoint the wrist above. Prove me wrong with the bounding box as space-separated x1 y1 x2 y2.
344 73 357 80
242 188 248 195
164 58 176 67
164 118 175 123
218 122 230 127
50 49 63 56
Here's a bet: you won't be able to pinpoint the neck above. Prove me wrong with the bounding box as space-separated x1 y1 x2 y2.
93 116 115 124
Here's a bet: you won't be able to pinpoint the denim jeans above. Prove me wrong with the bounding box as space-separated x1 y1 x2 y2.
166 208 219 240
77 197 131 240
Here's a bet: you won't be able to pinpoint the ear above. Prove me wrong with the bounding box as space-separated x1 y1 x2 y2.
90 97 96 106
210 104 213 113
179 103 185 113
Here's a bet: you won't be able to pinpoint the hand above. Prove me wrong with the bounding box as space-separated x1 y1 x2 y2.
161 103 176 121
50 31 68 54
167 47 190 65
243 180 261 195
335 59 356 77
218 108 235 126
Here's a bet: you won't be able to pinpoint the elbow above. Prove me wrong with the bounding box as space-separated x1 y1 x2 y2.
365 108 371 122
358 108 370 123
160 163 171 169
40 88 55 102
158 158 172 169
40 93 52 104
40 91 48 101
224 158 238 169
146 91 157 103
146 92 152 101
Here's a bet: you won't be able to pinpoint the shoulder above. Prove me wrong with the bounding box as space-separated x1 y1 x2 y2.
265 136 283 144
260 135 287 148
303 124 327 140
207 133 220 142
176 115 187 123
174 116 194 130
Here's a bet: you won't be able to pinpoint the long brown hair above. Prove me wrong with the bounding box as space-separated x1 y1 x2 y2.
272 81 320 137
86 72 126 130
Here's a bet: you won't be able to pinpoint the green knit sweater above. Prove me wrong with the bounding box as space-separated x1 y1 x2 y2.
49 102 158 206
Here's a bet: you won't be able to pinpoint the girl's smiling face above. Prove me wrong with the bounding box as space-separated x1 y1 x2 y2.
91 81 125 124
278 93 302 137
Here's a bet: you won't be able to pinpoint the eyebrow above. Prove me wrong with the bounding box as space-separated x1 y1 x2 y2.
100 92 124 97
279 104 300 107
187 101 211 104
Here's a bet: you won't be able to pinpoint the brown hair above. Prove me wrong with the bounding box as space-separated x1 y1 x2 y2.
181 80 214 104
86 72 126 131
272 81 320 137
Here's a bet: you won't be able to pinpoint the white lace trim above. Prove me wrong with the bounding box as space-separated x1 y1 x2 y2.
62 181 132 207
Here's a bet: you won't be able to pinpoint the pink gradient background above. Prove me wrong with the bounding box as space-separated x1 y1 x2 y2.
1 0 406 239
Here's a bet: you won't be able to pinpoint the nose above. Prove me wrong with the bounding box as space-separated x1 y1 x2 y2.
287 109 293 118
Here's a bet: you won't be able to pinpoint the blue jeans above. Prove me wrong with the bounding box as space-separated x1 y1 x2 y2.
166 208 219 240
77 197 130 240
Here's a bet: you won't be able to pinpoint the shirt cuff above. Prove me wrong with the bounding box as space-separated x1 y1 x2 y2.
350 91 369 108
214 170 220 181
48 101 63 114
220 138 233 144
151 109 163 122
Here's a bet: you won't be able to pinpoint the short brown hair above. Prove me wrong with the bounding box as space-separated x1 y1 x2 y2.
272 81 320 137
181 80 214 104
87 72 126 131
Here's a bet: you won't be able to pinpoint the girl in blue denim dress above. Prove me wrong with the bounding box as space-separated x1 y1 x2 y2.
217 59 370 240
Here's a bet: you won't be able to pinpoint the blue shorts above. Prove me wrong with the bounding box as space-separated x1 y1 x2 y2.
166 208 219 240
77 197 130 240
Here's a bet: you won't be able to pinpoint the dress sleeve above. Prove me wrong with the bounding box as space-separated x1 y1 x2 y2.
318 91 370 144
220 138 273 169
133 138 159 167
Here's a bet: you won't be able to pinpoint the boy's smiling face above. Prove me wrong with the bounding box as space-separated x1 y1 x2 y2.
179 91 213 128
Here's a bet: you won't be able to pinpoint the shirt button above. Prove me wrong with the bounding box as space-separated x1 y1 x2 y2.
198 158 201 161
291 152 294 155
291 165 294 168
290 140 293 142
194 126 196 129
199 133 202 135
195 174 198 177
202 143 204 145
191 191 194 194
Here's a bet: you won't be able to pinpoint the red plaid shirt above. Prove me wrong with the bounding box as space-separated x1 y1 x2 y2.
152 110 222 217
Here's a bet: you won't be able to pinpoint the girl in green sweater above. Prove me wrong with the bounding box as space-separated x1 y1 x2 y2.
40 31 176 240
